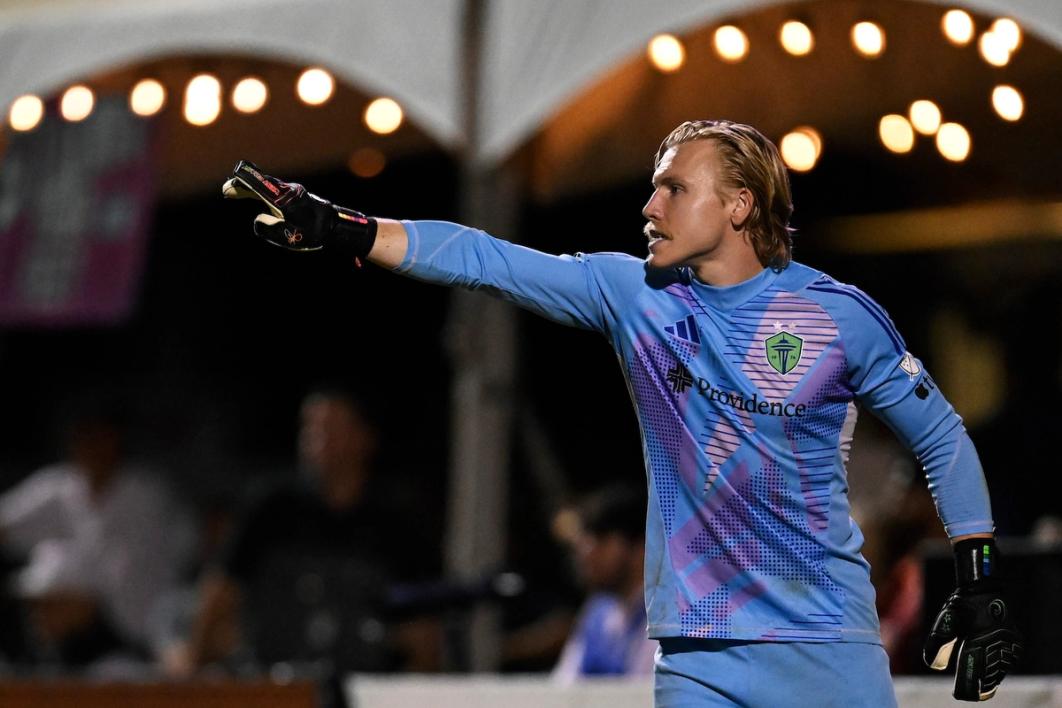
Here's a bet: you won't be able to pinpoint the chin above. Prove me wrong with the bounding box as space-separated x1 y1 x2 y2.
646 252 678 270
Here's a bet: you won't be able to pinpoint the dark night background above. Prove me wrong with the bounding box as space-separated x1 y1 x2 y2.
1 114 1059 674
2 139 1054 542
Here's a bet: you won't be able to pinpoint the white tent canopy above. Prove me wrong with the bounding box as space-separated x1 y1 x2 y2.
1 0 1060 165
0 0 465 148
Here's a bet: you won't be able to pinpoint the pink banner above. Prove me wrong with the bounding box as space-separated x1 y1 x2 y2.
0 96 157 326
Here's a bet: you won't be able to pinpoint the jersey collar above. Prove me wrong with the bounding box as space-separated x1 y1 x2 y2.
685 266 779 311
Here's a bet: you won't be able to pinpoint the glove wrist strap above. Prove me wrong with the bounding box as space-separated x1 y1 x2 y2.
953 537 997 588
330 205 379 262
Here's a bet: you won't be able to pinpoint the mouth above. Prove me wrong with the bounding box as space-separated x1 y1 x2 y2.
645 225 669 252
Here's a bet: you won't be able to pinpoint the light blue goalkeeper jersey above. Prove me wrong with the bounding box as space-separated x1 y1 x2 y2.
397 220 994 644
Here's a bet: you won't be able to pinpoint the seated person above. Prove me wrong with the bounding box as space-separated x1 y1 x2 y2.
165 386 437 676
0 397 195 673
553 485 656 681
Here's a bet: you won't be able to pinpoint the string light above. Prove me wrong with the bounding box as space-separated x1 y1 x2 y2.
779 21 814 56
8 94 44 132
714 25 749 63
130 79 166 117
942 9 975 46
852 21 886 58
232 77 268 113
297 67 334 106
991 18 1022 52
364 97 403 135
936 122 971 161
978 31 1011 66
879 114 915 154
780 127 821 172
647 34 686 72
991 85 1024 121
909 100 942 135
349 147 386 178
184 73 221 126
60 84 94 122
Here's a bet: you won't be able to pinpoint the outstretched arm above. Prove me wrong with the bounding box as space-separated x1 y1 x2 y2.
224 162 619 334
366 219 409 270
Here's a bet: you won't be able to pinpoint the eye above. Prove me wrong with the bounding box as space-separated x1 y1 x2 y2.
668 184 682 195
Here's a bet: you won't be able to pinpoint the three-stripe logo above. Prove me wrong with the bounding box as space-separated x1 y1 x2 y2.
665 314 700 344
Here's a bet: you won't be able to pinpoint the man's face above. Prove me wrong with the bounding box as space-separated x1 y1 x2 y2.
574 530 631 594
298 397 373 476
642 139 739 271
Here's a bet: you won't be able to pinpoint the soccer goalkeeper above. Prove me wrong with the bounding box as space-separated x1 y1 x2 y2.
223 119 1023 706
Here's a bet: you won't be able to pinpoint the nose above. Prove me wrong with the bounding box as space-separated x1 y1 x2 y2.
642 189 663 221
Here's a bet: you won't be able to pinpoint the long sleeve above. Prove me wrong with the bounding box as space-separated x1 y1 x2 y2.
0 467 77 556
813 278 994 538
395 220 640 335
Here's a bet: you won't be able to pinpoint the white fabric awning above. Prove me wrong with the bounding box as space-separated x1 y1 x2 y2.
0 0 464 148
0 0 1060 165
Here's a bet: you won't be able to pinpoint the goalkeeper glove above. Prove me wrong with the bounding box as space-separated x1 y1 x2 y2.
222 160 377 264
923 537 1023 701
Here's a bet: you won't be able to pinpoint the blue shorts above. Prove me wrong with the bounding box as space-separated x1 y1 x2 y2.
654 638 897 707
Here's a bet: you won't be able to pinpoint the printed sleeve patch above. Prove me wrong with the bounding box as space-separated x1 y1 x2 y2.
899 351 921 379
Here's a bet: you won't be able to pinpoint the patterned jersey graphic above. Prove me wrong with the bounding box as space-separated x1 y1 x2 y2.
632 284 850 640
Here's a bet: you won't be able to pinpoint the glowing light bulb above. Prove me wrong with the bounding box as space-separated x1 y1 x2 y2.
297 67 334 106
130 79 166 117
60 85 94 122
979 31 1011 67
647 34 686 73
364 97 403 135
942 9 975 46
184 73 221 127
909 100 942 135
879 114 915 154
779 21 814 56
8 94 44 132
991 85 1023 121
780 127 821 172
936 122 971 162
232 77 268 113
349 147 386 178
991 18 1022 52
714 25 749 63
852 21 885 58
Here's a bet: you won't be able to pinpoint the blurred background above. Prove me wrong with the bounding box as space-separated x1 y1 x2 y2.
0 0 1059 705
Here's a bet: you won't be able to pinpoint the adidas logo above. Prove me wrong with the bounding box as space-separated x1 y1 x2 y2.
665 315 700 344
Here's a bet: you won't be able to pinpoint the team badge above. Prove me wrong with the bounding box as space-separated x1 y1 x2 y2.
765 331 803 375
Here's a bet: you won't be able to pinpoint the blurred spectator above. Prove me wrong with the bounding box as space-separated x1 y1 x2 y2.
871 481 944 674
1031 516 1062 547
553 485 656 681
0 395 196 674
162 386 438 678
846 416 946 674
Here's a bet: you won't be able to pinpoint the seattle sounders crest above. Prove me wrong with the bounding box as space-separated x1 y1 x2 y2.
765 331 803 375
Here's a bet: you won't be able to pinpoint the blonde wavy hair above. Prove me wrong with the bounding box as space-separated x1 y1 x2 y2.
656 120 795 270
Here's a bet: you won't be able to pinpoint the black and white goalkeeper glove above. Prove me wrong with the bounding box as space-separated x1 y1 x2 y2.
222 160 377 264
923 538 1023 701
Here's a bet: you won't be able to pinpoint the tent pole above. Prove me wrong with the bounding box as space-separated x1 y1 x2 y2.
442 0 519 672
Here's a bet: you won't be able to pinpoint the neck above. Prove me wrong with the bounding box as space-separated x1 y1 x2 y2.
691 248 764 286
321 465 366 509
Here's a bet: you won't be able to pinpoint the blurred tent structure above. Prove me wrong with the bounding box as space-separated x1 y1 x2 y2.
1 0 1061 669
2 0 1061 191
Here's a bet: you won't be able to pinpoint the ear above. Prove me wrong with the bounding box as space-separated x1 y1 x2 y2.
730 188 753 230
